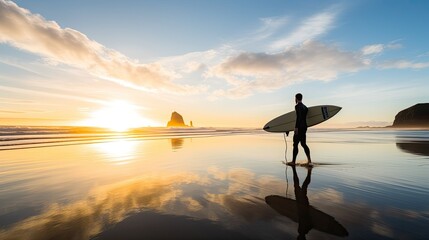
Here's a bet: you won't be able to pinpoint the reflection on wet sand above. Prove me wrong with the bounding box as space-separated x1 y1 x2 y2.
170 138 184 150
0 164 379 240
0 174 204 240
0 162 425 239
96 211 250 240
0 169 281 240
265 166 348 239
1 131 428 239
396 141 429 156
93 139 139 164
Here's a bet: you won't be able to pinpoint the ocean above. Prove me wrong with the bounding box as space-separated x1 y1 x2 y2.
0 127 428 239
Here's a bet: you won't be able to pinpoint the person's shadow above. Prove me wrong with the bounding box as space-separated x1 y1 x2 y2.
265 166 348 239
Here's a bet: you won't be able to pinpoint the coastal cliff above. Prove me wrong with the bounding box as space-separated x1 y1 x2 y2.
392 103 429 127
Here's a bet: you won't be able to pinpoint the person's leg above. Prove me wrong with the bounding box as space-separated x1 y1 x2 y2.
292 133 299 164
302 167 312 193
300 129 311 163
292 165 300 187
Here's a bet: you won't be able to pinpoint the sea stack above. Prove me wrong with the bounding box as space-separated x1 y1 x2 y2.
167 111 187 127
392 103 429 127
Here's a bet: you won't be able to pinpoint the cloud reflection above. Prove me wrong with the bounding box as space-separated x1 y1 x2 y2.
0 168 287 240
0 166 426 239
0 173 203 240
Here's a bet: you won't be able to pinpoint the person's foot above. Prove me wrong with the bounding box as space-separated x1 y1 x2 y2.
287 161 296 166
305 162 314 168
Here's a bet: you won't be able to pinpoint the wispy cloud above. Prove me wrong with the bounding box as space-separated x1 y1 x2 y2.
0 85 108 105
0 0 197 94
379 60 429 69
270 8 338 51
0 109 24 114
361 44 385 55
0 58 46 77
361 43 402 55
253 16 289 41
208 41 368 99
0 97 35 105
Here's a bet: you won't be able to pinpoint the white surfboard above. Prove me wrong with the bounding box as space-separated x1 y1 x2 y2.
263 105 341 133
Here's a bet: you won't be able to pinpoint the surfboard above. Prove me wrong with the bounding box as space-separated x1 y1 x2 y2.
263 105 341 133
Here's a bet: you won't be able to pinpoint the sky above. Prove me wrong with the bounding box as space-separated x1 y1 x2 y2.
0 0 428 128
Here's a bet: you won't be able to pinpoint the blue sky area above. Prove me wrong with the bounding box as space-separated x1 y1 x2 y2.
1 0 428 127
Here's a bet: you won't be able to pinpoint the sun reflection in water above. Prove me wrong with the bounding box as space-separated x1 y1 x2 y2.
94 139 139 164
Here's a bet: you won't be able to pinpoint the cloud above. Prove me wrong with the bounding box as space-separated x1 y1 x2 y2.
361 44 385 55
2 1 416 101
270 8 337 51
0 0 196 94
380 60 429 69
361 41 429 69
0 85 108 105
253 16 289 41
361 43 402 55
156 49 222 75
208 41 368 99
0 109 24 114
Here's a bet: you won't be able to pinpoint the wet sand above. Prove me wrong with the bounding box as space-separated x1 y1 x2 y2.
0 128 428 239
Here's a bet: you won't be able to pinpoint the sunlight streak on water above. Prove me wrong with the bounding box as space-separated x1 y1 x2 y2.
93 139 139 164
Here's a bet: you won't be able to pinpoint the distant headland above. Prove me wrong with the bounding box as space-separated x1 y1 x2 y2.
167 111 193 127
391 103 429 128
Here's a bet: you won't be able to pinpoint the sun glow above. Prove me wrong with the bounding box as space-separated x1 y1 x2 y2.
81 100 153 132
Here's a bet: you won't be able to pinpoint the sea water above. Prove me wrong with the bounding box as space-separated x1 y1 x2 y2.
0 127 428 239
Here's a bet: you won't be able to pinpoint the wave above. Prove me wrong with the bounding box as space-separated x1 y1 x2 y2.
0 126 263 151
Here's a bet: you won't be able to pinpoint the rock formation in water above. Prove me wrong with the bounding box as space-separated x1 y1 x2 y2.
392 103 429 127
167 111 187 127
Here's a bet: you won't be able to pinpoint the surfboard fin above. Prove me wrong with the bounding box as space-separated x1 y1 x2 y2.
286 131 289 136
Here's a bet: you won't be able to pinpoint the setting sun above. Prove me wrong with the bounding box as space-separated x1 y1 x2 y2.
81 100 153 132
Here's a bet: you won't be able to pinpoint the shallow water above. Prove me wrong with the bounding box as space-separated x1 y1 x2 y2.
0 128 428 239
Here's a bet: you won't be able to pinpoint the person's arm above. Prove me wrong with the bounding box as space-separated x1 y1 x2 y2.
295 105 301 132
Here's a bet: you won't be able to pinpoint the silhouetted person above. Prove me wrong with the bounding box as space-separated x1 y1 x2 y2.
293 166 312 240
289 93 311 165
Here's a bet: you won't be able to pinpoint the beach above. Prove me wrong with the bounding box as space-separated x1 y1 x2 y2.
2 1 429 239
0 128 428 239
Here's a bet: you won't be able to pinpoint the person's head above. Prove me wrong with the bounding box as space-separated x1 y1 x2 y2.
295 93 303 103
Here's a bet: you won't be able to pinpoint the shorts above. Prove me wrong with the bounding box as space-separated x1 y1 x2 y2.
293 128 307 143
